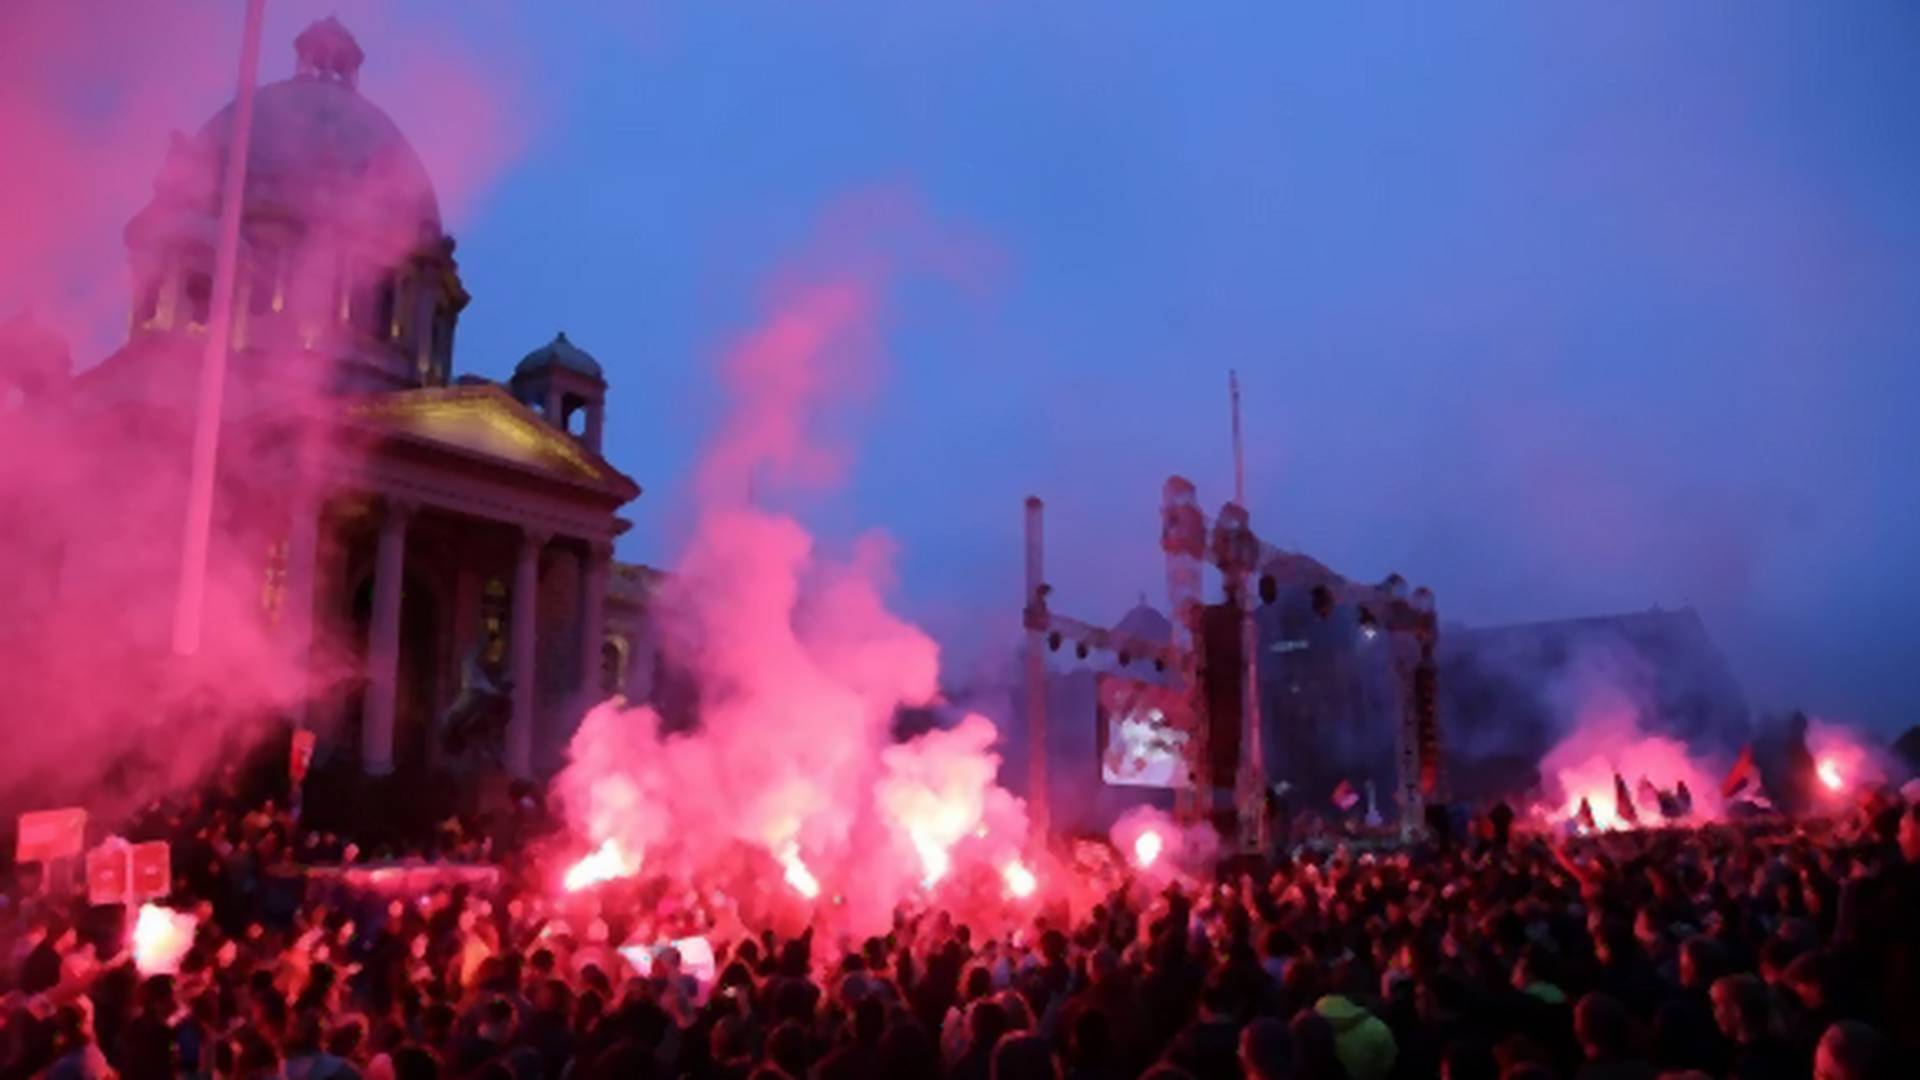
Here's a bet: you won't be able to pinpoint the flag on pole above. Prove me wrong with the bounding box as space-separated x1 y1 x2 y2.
1656 787 1683 819
1330 779 1360 812
1674 780 1694 815
1722 746 1759 799
1613 773 1640 827
1575 797 1598 833
1636 777 1661 807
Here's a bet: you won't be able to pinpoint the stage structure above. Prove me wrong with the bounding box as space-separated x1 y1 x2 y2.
1021 482 1447 846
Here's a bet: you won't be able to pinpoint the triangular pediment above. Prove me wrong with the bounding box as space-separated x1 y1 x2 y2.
343 384 635 494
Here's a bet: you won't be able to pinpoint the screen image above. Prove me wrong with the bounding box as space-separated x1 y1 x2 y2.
1097 675 1193 788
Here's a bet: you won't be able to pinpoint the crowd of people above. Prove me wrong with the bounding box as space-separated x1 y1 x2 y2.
4 774 1917 1080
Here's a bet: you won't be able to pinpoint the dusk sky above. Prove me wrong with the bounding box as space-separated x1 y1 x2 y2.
10 2 1919 733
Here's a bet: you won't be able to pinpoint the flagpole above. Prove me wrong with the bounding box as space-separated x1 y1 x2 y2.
172 0 267 656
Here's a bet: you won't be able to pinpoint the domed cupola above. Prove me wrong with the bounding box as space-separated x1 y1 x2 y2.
511 332 608 451
294 16 365 88
121 18 467 393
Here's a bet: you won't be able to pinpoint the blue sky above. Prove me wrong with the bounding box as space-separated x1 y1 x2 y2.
25 2 1920 732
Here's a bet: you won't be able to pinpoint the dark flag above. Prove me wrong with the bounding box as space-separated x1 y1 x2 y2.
1613 773 1640 827
1722 745 1759 799
1656 787 1683 819
1575 797 1598 833
1674 779 1694 815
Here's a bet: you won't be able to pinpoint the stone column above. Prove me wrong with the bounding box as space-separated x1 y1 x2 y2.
361 498 414 775
508 527 547 779
578 541 611 703
280 489 323 727
584 402 604 451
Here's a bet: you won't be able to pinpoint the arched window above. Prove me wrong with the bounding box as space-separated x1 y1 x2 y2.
481 577 509 664
134 275 162 328
373 277 397 340
601 635 629 694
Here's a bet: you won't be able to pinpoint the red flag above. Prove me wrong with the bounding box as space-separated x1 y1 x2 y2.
1575 797 1598 833
1330 779 1360 812
290 729 316 784
1722 745 1758 799
1614 774 1640 827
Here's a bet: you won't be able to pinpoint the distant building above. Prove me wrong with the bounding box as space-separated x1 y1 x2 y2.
1439 606 1751 799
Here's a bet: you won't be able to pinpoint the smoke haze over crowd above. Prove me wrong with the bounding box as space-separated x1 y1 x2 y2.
4 1 1917 776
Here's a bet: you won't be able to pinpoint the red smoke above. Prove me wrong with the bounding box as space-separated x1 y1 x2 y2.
556 196 1026 933
1806 718 1885 801
1538 684 1725 831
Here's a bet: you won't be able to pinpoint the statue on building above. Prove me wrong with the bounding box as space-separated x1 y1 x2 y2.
441 642 512 766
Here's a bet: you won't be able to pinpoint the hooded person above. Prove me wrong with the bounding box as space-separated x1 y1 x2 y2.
1314 992 1396 1080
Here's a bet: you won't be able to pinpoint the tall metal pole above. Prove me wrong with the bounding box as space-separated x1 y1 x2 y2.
172 0 266 656
1023 496 1049 841
1230 373 1267 852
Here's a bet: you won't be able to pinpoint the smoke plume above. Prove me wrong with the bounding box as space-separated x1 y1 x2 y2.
556 195 1026 933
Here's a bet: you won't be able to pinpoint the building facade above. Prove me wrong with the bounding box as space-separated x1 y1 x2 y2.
10 19 660 781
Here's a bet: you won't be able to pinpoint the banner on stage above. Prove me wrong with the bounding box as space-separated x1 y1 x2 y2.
16 807 87 864
1096 675 1193 789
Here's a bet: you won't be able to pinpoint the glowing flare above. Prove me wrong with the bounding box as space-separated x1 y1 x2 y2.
564 839 640 892
1133 828 1163 868
1002 860 1037 899
779 844 821 899
132 904 197 975
914 833 952 888
1817 757 1844 792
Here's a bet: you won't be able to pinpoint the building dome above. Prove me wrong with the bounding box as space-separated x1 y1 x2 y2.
192 18 439 238
1113 599 1173 644
516 332 604 380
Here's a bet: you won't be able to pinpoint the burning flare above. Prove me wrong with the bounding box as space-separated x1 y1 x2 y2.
132 904 197 975
1816 756 1844 793
1002 860 1037 899
1133 828 1163 869
563 839 640 893
779 843 821 899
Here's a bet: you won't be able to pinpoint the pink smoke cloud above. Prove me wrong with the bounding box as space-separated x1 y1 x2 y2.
557 192 1025 932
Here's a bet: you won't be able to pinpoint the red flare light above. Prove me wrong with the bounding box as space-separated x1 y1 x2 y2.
132 904 197 975
1133 828 1163 868
779 845 820 899
1817 757 1844 793
563 839 639 892
1002 860 1037 899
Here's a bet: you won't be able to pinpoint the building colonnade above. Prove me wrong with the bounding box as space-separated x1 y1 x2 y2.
276 489 611 778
